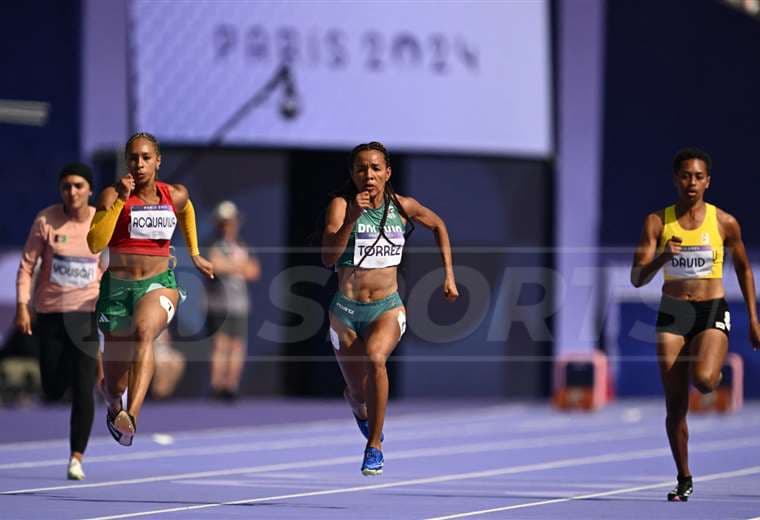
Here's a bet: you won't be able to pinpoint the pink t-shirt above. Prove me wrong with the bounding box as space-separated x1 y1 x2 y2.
16 204 104 313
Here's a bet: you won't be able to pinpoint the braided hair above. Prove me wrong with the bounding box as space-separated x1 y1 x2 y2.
125 132 161 157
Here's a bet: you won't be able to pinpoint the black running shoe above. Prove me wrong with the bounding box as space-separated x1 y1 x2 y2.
667 476 693 502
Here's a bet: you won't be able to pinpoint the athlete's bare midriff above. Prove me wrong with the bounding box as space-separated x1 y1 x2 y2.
337 266 398 302
662 278 725 301
108 251 171 280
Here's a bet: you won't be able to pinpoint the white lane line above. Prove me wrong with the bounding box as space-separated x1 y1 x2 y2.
77 442 760 520
0 416 608 471
0 421 491 470
425 465 760 519
0 404 539 453
1 426 654 494
4 401 753 454
3 406 756 471
0 406 666 471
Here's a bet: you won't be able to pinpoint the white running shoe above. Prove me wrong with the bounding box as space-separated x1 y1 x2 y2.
67 458 85 480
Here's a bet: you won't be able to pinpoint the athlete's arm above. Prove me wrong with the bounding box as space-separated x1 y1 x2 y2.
630 211 679 287
720 210 760 349
321 195 365 267
208 246 235 276
169 184 214 279
242 252 261 282
397 195 458 302
87 180 130 253
15 213 46 334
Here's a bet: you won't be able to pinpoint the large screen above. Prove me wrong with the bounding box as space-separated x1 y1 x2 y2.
129 0 552 156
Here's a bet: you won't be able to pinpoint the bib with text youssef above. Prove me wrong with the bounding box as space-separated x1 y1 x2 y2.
665 245 715 279
353 222 405 268
50 254 98 288
129 204 177 240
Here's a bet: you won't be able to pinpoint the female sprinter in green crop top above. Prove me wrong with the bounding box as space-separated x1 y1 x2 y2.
322 141 458 476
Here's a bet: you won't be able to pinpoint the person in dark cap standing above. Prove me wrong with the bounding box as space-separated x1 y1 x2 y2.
15 162 106 480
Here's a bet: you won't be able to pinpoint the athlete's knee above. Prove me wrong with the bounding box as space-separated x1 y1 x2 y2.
367 351 388 372
105 377 126 398
692 370 719 394
134 321 160 344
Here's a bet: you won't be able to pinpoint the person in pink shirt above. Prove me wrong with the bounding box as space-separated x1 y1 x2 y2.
15 162 105 481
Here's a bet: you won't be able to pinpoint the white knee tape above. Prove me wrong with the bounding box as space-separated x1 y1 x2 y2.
159 295 176 324
397 312 407 338
329 327 340 351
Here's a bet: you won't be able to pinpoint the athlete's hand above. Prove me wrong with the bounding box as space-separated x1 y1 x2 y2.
347 191 371 222
14 304 32 335
750 319 760 350
191 254 215 279
662 236 683 259
115 174 135 200
443 276 459 302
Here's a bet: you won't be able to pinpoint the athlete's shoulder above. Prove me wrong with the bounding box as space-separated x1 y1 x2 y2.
33 203 65 224
641 209 665 236
393 194 418 211
714 205 741 239
713 205 737 225
646 207 666 223
327 195 349 211
165 183 188 208
37 203 62 217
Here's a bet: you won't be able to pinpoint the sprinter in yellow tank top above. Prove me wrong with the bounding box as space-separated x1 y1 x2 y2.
631 148 760 502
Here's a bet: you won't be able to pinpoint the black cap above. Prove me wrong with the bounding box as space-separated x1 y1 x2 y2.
58 162 93 188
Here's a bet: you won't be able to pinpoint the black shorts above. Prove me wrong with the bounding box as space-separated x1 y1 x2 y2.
655 296 730 341
206 313 248 340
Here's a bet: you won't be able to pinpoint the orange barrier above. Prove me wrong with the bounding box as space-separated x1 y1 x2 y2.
553 351 610 411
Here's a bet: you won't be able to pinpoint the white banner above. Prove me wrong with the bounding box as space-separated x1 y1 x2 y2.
130 0 552 156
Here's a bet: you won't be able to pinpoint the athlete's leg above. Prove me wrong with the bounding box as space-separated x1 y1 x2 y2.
227 335 246 393
127 288 179 421
66 313 99 461
329 313 368 417
363 306 405 449
37 313 70 401
689 329 728 394
102 331 132 415
151 339 185 399
657 332 691 479
210 331 232 394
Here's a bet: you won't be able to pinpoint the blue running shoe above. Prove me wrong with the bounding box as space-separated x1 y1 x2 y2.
361 447 384 476
353 414 384 442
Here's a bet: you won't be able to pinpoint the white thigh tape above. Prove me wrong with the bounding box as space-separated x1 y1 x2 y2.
329 327 340 351
159 295 176 324
397 312 407 337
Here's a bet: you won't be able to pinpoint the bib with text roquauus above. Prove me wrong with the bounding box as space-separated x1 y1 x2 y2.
353 222 405 268
128 205 177 240
49 254 97 288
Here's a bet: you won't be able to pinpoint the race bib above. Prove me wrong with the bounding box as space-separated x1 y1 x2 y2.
665 245 714 278
50 254 97 288
129 204 177 240
353 224 405 268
